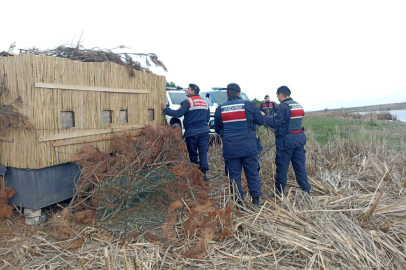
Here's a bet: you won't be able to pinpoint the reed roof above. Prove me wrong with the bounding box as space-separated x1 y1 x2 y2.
1 42 167 76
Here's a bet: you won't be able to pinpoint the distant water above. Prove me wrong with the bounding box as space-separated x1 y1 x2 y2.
358 109 406 122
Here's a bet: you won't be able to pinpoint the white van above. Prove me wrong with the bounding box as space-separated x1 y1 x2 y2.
200 88 251 105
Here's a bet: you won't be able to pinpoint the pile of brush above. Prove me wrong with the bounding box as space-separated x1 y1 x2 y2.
70 125 211 233
0 176 16 219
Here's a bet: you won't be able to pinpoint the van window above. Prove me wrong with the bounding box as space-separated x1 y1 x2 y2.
199 95 213 106
169 92 188 105
212 92 228 104
212 91 250 104
204 93 213 103
240 93 250 101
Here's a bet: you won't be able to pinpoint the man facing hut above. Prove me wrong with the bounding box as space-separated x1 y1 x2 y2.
214 83 264 208
161 84 210 181
261 86 311 196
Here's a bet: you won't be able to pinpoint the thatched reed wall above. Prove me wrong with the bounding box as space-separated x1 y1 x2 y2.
0 54 166 169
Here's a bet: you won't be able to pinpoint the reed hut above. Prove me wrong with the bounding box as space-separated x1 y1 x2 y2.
0 53 166 211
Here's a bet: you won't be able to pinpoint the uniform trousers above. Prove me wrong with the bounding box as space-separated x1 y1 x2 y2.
225 154 262 200
185 131 209 171
275 146 311 193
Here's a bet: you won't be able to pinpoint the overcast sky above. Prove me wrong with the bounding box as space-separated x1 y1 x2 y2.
2 0 406 111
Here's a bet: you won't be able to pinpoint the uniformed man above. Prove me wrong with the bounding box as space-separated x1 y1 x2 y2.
259 95 276 116
214 83 264 207
261 86 311 195
161 84 210 181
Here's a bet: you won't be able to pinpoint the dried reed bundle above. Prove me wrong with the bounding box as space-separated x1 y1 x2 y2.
18 42 167 77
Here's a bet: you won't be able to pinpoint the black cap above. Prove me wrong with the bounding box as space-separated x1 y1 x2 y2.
277 86 291 96
265 95 269 98
189 83 200 94
222 83 241 92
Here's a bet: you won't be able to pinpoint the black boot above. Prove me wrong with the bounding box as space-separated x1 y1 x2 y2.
202 170 210 181
252 196 260 207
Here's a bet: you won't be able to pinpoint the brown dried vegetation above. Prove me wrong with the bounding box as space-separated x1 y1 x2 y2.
0 176 16 219
71 126 189 213
1 126 406 269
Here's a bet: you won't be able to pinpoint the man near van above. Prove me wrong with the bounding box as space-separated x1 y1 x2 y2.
259 95 276 116
261 86 311 195
160 84 210 181
214 83 264 207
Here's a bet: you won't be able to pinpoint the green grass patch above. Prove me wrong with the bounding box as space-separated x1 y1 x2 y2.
303 115 406 148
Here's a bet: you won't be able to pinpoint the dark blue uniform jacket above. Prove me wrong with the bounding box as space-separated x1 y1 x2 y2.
263 98 306 151
163 94 210 138
214 96 264 159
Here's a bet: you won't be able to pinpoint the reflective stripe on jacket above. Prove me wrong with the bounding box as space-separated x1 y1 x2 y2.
163 95 210 138
221 99 249 138
214 96 264 159
186 96 209 111
275 98 304 139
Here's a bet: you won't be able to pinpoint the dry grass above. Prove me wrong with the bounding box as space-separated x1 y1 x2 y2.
314 110 397 121
1 126 406 269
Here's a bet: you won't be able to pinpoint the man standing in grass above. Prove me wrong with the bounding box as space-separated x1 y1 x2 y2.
259 95 276 116
261 86 311 196
161 84 210 181
214 83 264 207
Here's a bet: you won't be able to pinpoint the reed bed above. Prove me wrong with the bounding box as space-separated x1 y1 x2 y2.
1 126 406 269
314 111 398 121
